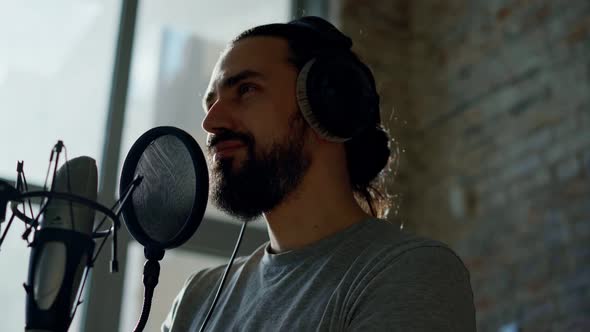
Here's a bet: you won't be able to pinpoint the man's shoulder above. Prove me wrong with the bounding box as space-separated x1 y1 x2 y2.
357 218 449 253
345 220 476 331
350 218 468 275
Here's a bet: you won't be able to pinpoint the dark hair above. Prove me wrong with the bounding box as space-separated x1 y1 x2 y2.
233 17 392 219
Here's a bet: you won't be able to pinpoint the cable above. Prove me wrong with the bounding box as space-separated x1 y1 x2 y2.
133 259 160 332
199 221 248 332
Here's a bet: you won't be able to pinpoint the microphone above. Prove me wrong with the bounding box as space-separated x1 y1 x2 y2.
24 156 97 332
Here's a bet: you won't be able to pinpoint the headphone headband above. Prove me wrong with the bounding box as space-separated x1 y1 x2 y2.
287 16 353 50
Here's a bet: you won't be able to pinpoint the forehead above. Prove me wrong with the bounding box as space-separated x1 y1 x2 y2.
209 36 293 86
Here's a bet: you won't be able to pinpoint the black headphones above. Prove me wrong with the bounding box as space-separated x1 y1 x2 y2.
288 17 382 142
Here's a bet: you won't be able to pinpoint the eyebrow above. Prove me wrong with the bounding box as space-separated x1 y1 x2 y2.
202 69 265 111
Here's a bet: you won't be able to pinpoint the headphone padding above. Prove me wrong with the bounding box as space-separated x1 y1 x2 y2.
296 58 350 142
296 55 379 142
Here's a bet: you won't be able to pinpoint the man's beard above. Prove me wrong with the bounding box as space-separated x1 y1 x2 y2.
208 114 311 222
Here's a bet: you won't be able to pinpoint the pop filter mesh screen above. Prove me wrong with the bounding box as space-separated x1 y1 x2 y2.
132 134 196 244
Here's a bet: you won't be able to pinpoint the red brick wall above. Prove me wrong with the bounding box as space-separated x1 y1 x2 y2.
339 1 590 330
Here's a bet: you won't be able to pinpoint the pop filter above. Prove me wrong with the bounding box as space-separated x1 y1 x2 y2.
119 126 209 255
119 126 209 332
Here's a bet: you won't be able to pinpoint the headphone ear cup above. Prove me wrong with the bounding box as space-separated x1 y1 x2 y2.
296 56 379 142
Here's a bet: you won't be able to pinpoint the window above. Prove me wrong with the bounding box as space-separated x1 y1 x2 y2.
119 0 291 226
0 1 121 331
0 1 120 184
116 1 288 331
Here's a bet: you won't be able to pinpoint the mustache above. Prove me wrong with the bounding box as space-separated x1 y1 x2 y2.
206 130 253 151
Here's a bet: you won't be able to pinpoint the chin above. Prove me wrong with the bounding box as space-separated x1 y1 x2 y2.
212 157 243 178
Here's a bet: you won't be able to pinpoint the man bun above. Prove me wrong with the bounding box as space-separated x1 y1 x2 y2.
346 126 391 188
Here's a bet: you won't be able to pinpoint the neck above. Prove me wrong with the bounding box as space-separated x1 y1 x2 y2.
263 158 373 253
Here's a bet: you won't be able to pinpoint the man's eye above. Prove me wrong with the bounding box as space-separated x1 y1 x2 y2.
238 83 257 96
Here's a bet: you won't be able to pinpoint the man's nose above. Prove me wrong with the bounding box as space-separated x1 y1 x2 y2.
202 99 236 135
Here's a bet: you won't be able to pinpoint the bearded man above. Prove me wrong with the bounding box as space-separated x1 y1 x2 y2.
163 16 476 332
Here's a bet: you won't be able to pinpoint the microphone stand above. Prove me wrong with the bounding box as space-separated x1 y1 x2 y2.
133 247 164 332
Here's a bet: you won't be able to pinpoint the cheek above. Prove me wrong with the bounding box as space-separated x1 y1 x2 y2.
247 103 293 144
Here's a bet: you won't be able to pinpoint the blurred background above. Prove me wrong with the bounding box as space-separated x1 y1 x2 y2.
0 0 588 331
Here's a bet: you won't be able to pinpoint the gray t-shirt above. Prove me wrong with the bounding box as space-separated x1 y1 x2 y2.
162 218 476 331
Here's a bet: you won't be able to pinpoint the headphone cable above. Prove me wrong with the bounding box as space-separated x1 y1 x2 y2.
198 221 247 332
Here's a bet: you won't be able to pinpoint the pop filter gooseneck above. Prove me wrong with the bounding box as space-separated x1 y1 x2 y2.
119 126 209 332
